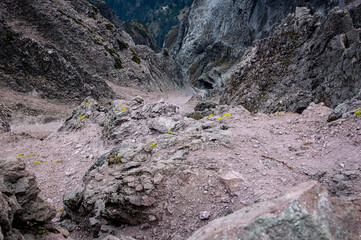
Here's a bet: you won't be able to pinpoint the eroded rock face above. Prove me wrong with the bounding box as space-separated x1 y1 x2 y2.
221 7 361 113
0 0 185 102
165 0 338 89
0 158 69 239
187 181 361 240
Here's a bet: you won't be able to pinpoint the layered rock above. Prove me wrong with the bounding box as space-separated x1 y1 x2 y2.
0 0 185 102
221 6 361 113
165 0 338 89
0 158 70 239
188 181 361 240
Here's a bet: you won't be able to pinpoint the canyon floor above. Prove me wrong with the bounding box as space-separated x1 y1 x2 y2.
0 85 360 239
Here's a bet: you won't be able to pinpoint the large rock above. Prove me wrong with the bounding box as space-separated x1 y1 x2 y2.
0 159 70 239
221 6 361 113
60 106 239 238
165 0 338 89
188 181 361 240
328 90 361 122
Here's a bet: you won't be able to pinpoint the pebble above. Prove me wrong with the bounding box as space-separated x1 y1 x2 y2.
199 211 211 220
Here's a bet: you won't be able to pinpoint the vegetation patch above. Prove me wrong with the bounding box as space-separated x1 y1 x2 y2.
130 48 141 64
105 23 114 30
117 39 129 51
114 58 123 69
107 154 121 165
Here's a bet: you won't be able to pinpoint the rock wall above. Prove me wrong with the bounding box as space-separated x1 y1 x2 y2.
220 7 361 113
0 0 185 102
0 159 70 240
165 0 339 89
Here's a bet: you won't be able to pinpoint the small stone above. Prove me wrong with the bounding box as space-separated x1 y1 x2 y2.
123 161 141 171
149 215 157 222
199 211 211 220
95 173 103 182
339 163 345 168
300 145 310 150
123 176 136 183
153 173 164 185
135 184 143 192
144 183 153 190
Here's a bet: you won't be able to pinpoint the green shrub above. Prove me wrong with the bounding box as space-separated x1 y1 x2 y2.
163 49 169 57
117 39 128 51
105 23 114 30
132 56 141 64
114 58 123 69
130 48 141 64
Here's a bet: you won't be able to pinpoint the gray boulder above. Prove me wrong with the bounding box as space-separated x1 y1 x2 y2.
328 90 361 122
188 181 361 240
0 159 70 239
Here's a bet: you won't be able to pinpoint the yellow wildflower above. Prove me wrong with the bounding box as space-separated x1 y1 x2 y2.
222 113 232 118
150 143 157 147
355 110 361 116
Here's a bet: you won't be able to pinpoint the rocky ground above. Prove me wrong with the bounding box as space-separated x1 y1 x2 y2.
0 84 360 239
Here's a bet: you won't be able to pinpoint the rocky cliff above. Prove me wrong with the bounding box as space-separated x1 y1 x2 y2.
0 0 185 103
220 7 361 113
165 0 339 89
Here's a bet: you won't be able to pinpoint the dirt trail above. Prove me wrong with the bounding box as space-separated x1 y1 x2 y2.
1 86 360 239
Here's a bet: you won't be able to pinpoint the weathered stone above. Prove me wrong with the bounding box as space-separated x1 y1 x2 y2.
219 170 244 193
188 181 361 240
0 159 65 239
199 211 211 220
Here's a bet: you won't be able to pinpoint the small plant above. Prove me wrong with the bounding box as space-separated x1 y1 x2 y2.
107 154 121 164
163 49 169 57
222 113 232 118
114 58 123 69
117 39 129 51
150 143 157 147
54 160 63 163
105 23 114 30
168 131 172 134
208 114 214 118
130 48 141 64
355 110 361 116
132 55 141 64
5 32 14 40
32 161 41 164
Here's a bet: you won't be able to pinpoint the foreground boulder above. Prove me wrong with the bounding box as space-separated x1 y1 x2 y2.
0 158 70 239
221 7 361 113
188 181 361 240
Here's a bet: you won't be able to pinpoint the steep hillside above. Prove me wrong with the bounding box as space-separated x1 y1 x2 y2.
0 0 185 103
102 0 193 46
165 0 339 89
221 7 361 113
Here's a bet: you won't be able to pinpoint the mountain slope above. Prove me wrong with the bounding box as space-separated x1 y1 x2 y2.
0 0 185 102
165 0 339 90
102 0 193 46
221 7 361 113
